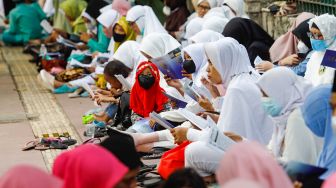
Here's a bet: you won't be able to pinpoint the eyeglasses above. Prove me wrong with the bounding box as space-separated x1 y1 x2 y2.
197 4 210 11
307 32 323 40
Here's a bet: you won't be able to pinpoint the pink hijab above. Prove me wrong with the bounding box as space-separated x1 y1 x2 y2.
52 144 128 188
0 165 62 188
322 173 336 188
269 12 315 63
112 0 131 16
216 142 293 188
221 179 264 188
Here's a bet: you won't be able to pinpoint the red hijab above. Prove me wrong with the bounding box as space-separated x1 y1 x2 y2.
130 61 168 117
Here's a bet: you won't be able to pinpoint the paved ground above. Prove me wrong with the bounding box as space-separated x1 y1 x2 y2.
0 47 96 174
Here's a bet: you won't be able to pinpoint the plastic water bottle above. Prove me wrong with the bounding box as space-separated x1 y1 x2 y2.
39 44 47 58
86 124 95 138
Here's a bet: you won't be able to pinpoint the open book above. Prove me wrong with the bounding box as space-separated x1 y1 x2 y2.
115 74 132 91
163 92 187 108
151 48 184 79
69 58 93 68
40 20 53 34
80 82 100 107
56 36 80 48
183 79 212 102
178 108 208 130
149 112 175 130
321 49 336 69
206 117 236 151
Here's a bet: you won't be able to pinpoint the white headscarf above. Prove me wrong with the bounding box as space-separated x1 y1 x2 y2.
126 5 166 37
112 41 146 69
182 43 208 86
140 33 181 59
202 16 229 33
304 14 336 87
97 9 120 28
185 17 204 39
203 7 228 19
257 67 313 157
197 0 217 8
222 0 246 17
309 13 336 49
112 41 147 86
205 37 258 88
206 38 273 144
189 29 224 43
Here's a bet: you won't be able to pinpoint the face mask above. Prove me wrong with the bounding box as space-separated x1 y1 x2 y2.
113 32 126 42
182 60 196 74
297 41 309 54
138 74 155 90
261 97 282 117
163 6 171 16
310 38 328 51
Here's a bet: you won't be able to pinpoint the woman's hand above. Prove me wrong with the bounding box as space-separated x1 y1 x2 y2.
94 93 118 105
197 95 214 111
76 44 88 51
255 61 274 72
201 77 220 98
86 66 96 73
278 54 300 66
164 75 184 95
149 119 156 129
80 33 91 43
198 112 219 123
224 132 243 142
110 88 122 97
171 127 189 144
182 70 193 80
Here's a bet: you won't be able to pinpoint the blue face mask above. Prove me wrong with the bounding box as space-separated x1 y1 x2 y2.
261 97 282 117
310 38 328 51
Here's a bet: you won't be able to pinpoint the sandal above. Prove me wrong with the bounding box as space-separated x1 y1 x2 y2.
142 152 164 160
49 140 68 149
22 140 40 151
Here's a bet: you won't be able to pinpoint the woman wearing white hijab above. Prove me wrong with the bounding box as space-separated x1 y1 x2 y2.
140 33 181 59
221 0 248 19
184 17 204 40
112 41 147 86
304 14 336 87
257 67 322 165
126 5 166 41
189 29 224 43
181 38 273 177
202 16 229 33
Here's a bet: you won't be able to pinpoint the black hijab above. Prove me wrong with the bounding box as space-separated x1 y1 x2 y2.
223 17 274 65
85 0 109 19
100 129 142 170
292 19 312 50
223 17 274 49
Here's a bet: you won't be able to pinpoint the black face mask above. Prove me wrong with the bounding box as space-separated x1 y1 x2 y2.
138 74 155 90
113 32 126 42
182 60 196 74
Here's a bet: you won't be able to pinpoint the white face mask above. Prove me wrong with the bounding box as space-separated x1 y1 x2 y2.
163 6 171 16
297 41 309 54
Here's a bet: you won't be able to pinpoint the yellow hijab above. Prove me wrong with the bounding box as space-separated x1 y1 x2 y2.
114 16 136 52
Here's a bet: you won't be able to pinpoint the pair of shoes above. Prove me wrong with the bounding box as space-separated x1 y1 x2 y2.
39 70 55 91
54 84 78 94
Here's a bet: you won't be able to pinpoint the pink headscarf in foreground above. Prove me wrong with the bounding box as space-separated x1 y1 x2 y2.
112 0 131 16
0 165 63 188
216 141 293 188
52 144 128 188
269 12 315 63
323 173 336 188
